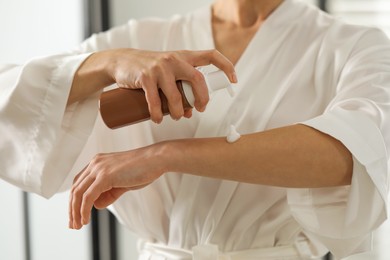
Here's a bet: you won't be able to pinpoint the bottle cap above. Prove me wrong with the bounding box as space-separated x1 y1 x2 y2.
182 69 235 107
204 70 235 97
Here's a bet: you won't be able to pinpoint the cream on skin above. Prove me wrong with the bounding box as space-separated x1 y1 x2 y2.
226 125 241 143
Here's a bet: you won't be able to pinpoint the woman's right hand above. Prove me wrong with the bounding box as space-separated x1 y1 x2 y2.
68 48 237 123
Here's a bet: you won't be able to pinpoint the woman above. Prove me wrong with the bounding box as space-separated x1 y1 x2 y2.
1 0 389 259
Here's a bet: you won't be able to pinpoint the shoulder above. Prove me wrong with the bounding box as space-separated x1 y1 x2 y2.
126 15 185 49
287 0 388 42
79 9 202 51
289 1 389 56
320 20 390 66
128 6 211 50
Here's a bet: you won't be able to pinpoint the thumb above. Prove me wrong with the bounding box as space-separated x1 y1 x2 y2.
184 49 237 83
94 188 130 209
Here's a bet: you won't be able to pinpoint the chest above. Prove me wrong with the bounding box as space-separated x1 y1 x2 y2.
212 23 261 65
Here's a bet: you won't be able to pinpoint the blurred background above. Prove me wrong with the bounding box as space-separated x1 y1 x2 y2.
0 0 389 259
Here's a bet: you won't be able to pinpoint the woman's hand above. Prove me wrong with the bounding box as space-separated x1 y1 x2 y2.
69 143 168 230
68 49 237 123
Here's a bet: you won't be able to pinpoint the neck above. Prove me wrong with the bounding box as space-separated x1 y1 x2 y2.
212 0 284 27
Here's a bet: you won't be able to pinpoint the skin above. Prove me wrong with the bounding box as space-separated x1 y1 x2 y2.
68 0 353 230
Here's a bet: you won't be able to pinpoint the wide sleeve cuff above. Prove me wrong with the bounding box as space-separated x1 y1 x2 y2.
0 53 98 198
33 53 101 198
287 107 388 257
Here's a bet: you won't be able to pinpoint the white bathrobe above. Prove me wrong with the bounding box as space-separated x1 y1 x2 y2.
1 0 390 259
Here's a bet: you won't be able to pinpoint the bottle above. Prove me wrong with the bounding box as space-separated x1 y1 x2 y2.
99 69 234 129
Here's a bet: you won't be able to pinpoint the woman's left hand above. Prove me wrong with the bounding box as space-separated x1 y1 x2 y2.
68 144 166 230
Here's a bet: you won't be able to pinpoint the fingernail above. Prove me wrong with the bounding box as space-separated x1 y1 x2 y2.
231 72 238 83
157 114 163 124
152 117 162 124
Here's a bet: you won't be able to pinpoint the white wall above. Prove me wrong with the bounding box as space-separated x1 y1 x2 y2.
0 1 90 260
28 193 92 260
0 0 84 63
0 180 25 260
110 0 213 26
328 0 390 36
110 0 319 27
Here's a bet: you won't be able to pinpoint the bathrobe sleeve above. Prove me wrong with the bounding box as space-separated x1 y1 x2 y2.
0 20 156 198
287 28 390 258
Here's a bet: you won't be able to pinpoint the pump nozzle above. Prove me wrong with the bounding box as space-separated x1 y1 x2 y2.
204 70 235 97
181 69 235 107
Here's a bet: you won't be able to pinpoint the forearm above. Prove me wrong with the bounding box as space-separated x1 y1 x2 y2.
164 124 353 188
67 122 352 229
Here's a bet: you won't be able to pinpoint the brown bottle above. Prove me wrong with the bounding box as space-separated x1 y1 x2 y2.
99 70 233 129
99 81 192 129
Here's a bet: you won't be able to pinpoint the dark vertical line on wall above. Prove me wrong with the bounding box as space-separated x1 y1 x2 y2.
83 0 91 39
109 213 118 260
319 0 328 12
91 209 101 260
84 0 110 37
22 192 31 260
101 0 110 31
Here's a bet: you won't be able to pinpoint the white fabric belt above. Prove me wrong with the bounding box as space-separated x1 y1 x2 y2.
138 239 322 260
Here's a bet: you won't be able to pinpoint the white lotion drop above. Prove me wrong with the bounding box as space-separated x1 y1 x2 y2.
227 125 241 143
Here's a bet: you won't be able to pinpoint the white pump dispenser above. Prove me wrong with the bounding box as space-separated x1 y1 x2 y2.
181 69 235 107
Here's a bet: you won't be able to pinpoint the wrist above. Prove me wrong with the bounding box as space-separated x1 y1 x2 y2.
85 51 116 89
69 51 115 104
154 139 197 176
153 140 179 174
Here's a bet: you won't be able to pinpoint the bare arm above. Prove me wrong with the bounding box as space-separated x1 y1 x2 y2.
166 124 352 188
68 123 352 229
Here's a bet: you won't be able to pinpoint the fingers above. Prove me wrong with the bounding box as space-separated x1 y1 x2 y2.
69 174 145 229
175 63 209 112
184 49 237 83
69 173 110 229
136 60 186 121
173 49 237 112
94 186 145 209
184 108 193 118
69 171 96 229
93 188 130 209
69 165 89 229
157 71 184 120
68 155 111 230
117 49 237 123
68 148 162 230
137 75 163 123
80 177 109 225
